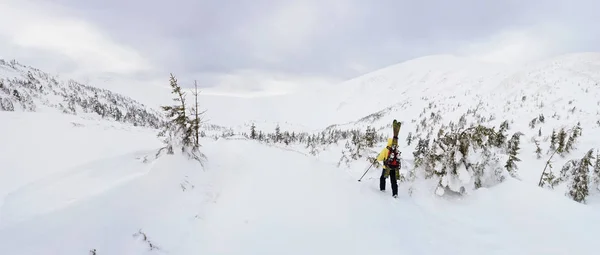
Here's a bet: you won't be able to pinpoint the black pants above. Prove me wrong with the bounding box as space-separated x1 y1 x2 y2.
380 168 398 196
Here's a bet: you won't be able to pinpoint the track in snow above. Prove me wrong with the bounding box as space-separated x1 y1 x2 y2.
189 139 599 255
1 137 598 255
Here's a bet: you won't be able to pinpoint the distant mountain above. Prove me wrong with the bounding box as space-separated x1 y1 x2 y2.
324 52 600 133
0 59 163 128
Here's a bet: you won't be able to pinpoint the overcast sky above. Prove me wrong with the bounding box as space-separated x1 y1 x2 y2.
1 0 599 97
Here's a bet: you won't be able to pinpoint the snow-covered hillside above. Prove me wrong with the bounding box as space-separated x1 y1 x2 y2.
1 112 598 254
194 53 600 134
219 52 600 202
0 59 163 128
2 52 600 254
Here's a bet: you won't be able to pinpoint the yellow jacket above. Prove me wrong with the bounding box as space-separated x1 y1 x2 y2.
376 138 394 169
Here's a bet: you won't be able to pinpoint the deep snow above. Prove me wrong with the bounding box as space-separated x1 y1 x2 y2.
1 112 599 255
2 53 600 254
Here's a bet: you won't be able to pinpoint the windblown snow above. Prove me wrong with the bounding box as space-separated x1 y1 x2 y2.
2 53 600 255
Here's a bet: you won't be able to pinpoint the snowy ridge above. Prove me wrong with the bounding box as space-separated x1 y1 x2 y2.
0 59 163 128
318 53 600 130
200 53 600 135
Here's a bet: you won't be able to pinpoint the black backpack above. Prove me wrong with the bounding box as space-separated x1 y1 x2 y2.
385 145 401 169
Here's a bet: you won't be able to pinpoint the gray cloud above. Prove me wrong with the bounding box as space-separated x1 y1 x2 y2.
4 0 600 93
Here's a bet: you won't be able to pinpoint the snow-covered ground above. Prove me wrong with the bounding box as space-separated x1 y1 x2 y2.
0 111 161 209
2 52 600 254
1 111 599 254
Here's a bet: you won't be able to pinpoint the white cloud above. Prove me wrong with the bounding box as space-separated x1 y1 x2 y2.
233 0 358 63
189 70 340 98
0 0 152 76
459 24 574 65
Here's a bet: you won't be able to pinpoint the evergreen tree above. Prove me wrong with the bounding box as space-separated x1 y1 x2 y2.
413 138 429 168
594 150 600 189
250 123 257 139
505 132 522 177
535 139 542 159
275 124 281 142
550 129 557 151
406 132 413 146
283 131 291 145
557 128 567 154
365 126 376 147
568 149 594 203
565 133 575 153
574 122 582 137
156 74 205 163
157 74 191 151
565 123 582 153
495 120 509 146
529 117 537 129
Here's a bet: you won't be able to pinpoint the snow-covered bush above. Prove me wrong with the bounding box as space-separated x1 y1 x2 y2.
415 120 521 196
541 148 600 203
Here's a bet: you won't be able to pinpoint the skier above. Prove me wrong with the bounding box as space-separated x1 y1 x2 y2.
376 137 401 197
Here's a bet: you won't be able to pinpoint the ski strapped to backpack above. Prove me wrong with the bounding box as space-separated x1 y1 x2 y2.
385 119 402 169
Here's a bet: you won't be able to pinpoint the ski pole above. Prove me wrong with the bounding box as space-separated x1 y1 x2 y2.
358 162 375 182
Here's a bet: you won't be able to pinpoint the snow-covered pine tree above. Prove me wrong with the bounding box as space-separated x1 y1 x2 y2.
594 150 600 190
534 139 542 159
567 149 594 203
412 138 430 169
557 128 567 154
495 120 509 146
258 131 264 141
406 132 413 146
364 126 376 148
250 123 257 139
337 141 352 167
574 122 582 137
309 138 319 156
550 129 557 152
565 134 575 153
538 148 560 189
418 120 517 195
529 117 537 129
505 132 523 177
566 123 582 153
275 124 281 143
156 74 206 164
283 131 291 145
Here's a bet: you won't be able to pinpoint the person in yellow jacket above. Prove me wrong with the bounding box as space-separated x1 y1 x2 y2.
376 138 401 197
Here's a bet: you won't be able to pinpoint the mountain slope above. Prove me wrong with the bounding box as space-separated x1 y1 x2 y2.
220 52 600 205
0 111 162 210
311 53 600 129
1 133 599 255
2 52 600 255
0 59 163 128
191 53 600 135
